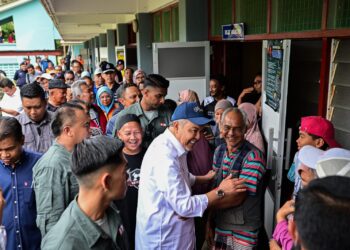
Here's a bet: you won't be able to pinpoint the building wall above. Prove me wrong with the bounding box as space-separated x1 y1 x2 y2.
0 0 61 51
0 0 61 77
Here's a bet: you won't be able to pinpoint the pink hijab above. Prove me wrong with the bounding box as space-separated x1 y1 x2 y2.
239 103 265 154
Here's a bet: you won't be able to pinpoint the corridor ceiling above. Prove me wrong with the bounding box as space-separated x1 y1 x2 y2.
40 0 177 42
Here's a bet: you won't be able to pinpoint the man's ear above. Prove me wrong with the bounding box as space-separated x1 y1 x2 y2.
315 138 325 149
141 88 148 96
118 98 125 106
172 121 180 134
100 173 112 192
63 126 71 136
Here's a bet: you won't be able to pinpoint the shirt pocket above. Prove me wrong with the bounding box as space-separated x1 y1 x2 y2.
23 187 35 208
24 132 35 146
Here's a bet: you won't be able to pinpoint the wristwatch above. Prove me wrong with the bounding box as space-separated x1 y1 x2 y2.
216 189 225 199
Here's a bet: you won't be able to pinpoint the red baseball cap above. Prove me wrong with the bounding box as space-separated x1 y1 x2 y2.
300 116 340 148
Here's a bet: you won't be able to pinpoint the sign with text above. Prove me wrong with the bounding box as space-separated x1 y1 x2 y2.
265 40 284 112
222 23 244 40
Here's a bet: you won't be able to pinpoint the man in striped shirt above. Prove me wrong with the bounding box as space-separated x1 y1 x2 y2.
208 107 266 249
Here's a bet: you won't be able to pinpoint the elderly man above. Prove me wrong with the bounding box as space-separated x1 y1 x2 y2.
41 136 128 249
92 68 105 95
112 74 172 147
71 80 107 135
136 102 247 249
208 107 266 249
133 69 146 90
37 73 52 99
47 79 68 112
33 103 91 236
17 82 54 153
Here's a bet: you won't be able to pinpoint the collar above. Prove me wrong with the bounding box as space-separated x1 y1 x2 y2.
225 140 246 155
71 198 119 248
135 102 159 120
164 128 186 157
22 111 52 125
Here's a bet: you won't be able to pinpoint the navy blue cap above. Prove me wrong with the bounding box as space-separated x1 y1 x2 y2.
101 62 115 73
117 59 124 65
171 102 214 126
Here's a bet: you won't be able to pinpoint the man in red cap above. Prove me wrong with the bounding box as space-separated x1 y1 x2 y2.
287 116 340 197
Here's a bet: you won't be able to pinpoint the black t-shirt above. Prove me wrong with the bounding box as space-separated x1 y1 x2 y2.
241 90 261 104
115 148 145 250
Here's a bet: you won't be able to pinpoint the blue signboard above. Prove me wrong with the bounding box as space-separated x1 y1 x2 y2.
222 23 245 40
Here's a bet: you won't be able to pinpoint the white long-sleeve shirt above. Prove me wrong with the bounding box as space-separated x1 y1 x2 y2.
135 129 208 250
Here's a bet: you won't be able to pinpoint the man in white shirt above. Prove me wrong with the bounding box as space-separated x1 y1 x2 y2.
136 102 247 250
0 78 23 117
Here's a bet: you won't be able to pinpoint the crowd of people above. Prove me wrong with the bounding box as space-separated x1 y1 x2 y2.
0 56 349 250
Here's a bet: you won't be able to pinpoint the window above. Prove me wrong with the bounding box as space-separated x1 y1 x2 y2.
0 16 15 44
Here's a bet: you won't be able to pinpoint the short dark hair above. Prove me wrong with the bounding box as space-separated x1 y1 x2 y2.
295 176 350 250
71 135 124 178
27 64 34 69
125 67 134 74
20 82 46 100
116 83 138 99
64 70 74 77
0 117 23 142
144 74 169 89
51 103 85 137
210 74 227 87
0 78 15 88
308 133 329 150
164 99 177 114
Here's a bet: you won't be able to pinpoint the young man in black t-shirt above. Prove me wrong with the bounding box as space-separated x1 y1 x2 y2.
115 114 145 250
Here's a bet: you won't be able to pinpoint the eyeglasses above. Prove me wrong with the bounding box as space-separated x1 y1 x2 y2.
65 78 74 81
222 125 244 134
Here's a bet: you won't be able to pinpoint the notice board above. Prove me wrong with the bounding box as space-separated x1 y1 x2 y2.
265 40 284 112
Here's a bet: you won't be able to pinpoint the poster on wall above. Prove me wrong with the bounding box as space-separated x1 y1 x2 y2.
265 40 283 112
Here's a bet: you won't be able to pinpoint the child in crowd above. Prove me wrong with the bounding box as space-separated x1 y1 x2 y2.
271 146 350 250
287 116 340 197
115 114 145 250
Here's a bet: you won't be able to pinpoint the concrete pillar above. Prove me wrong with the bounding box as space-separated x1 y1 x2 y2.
91 38 96 71
107 29 117 65
179 0 208 42
99 33 107 47
117 23 128 46
94 36 100 63
136 13 153 74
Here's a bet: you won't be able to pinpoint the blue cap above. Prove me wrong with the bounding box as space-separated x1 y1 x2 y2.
171 102 214 126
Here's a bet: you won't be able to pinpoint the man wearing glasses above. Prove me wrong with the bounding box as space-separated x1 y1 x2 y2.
207 107 266 250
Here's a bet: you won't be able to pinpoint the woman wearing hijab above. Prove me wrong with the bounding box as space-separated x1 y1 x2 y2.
239 102 265 153
96 86 117 121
